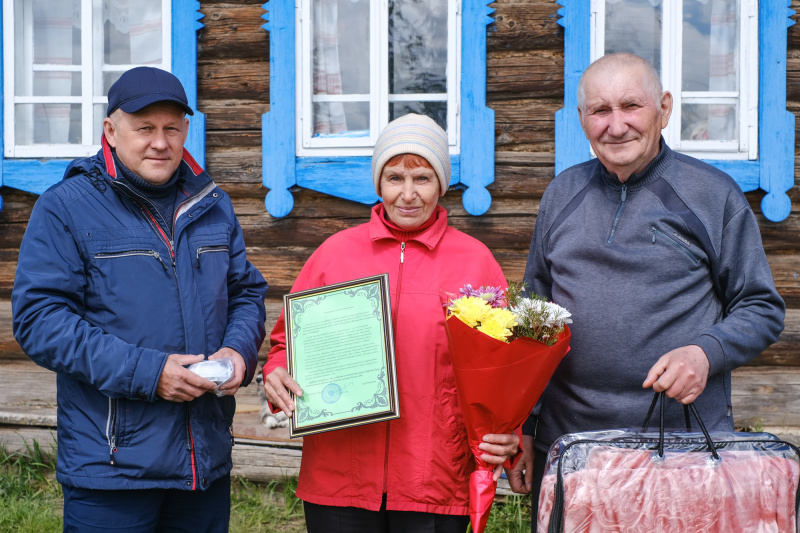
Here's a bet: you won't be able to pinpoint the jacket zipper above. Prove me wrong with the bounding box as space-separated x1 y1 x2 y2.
186 406 198 490
650 226 700 263
196 245 229 268
111 180 211 486
95 250 168 272
384 241 406 493
607 184 627 244
106 398 117 465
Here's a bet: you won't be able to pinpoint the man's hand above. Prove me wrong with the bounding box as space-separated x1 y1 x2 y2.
263 367 303 417
209 347 246 396
506 434 534 494
643 345 710 404
479 432 520 482
156 354 217 402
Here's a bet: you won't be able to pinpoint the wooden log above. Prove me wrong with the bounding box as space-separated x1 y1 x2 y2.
205 148 558 200
198 60 269 101
199 4 269 61
488 2 563 52
207 130 262 149
0 301 22 358
202 100 267 133
732 366 800 428
230 441 302 481
487 50 564 100
493 98 560 146
752 309 800 367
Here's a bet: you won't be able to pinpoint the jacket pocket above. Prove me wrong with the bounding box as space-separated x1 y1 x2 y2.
436 374 471 468
94 249 169 271
650 226 700 265
195 245 229 269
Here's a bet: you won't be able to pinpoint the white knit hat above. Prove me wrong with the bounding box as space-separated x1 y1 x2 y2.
371 113 450 197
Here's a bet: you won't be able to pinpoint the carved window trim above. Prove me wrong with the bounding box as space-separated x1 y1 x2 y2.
556 0 795 222
261 0 497 218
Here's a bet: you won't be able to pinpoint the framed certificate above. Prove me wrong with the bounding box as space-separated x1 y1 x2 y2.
284 274 400 437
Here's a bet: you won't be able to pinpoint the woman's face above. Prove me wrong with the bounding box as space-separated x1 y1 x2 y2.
380 154 441 230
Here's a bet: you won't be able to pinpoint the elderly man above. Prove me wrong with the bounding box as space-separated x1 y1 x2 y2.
12 67 268 532
508 53 785 529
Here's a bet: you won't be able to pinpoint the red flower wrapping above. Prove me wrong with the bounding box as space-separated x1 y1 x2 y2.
444 314 571 533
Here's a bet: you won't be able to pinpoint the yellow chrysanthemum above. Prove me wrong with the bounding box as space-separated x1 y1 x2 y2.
485 307 518 330
449 296 491 327
477 319 513 342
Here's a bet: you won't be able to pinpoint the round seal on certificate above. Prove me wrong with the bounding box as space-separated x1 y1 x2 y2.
321 383 342 404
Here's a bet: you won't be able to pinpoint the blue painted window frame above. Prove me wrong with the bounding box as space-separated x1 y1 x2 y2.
0 0 206 214
261 1 496 218
555 0 795 222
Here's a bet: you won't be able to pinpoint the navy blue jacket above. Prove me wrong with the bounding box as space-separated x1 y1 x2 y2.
12 138 268 490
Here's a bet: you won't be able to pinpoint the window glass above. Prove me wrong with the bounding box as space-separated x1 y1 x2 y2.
681 103 738 141
390 102 447 132
9 0 167 150
304 0 455 148
103 0 163 65
389 0 448 95
14 0 80 144
604 0 662 75
682 0 738 92
311 0 369 137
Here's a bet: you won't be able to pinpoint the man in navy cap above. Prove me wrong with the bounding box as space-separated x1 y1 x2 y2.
12 67 268 532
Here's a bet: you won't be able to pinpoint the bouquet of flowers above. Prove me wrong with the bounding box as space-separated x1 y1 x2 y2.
444 283 572 533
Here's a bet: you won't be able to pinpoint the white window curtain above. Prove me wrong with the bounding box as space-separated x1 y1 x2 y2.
707 0 737 140
312 0 347 135
104 0 163 65
29 0 77 144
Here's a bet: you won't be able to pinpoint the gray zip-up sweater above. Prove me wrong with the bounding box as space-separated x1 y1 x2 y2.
522 142 785 452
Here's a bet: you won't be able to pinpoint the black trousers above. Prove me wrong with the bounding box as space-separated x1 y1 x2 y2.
530 449 548 533
303 494 470 533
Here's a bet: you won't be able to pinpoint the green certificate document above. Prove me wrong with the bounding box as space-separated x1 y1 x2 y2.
284 274 399 437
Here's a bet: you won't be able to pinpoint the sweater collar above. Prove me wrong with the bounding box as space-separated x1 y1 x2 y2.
112 151 183 199
369 203 449 249
599 137 673 189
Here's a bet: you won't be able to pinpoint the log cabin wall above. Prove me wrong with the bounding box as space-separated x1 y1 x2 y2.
0 0 798 432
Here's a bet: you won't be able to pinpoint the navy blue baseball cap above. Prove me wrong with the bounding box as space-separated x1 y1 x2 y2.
106 67 194 117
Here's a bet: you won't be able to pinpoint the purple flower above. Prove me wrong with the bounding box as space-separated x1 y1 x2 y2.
459 284 505 308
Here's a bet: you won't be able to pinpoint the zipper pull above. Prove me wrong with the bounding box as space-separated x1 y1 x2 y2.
651 227 656 243
109 437 116 465
620 184 627 202
153 252 168 272
196 249 201 269
400 242 405 264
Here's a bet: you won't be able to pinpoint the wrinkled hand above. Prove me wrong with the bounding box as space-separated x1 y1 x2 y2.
263 367 303 417
209 347 246 396
156 353 217 402
506 434 534 494
643 345 710 404
479 432 520 482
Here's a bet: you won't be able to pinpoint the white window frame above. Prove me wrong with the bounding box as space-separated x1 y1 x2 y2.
590 0 758 161
2 0 172 159
295 0 460 158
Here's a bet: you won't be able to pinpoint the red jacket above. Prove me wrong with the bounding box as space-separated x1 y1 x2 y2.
264 204 506 514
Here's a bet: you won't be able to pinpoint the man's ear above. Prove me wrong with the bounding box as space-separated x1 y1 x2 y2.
577 106 589 139
103 117 117 147
660 91 673 129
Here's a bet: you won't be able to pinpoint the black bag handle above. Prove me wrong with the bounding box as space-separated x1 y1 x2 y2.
643 392 720 460
546 392 720 533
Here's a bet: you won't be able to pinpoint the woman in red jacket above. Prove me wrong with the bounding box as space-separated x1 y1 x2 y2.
263 114 520 533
